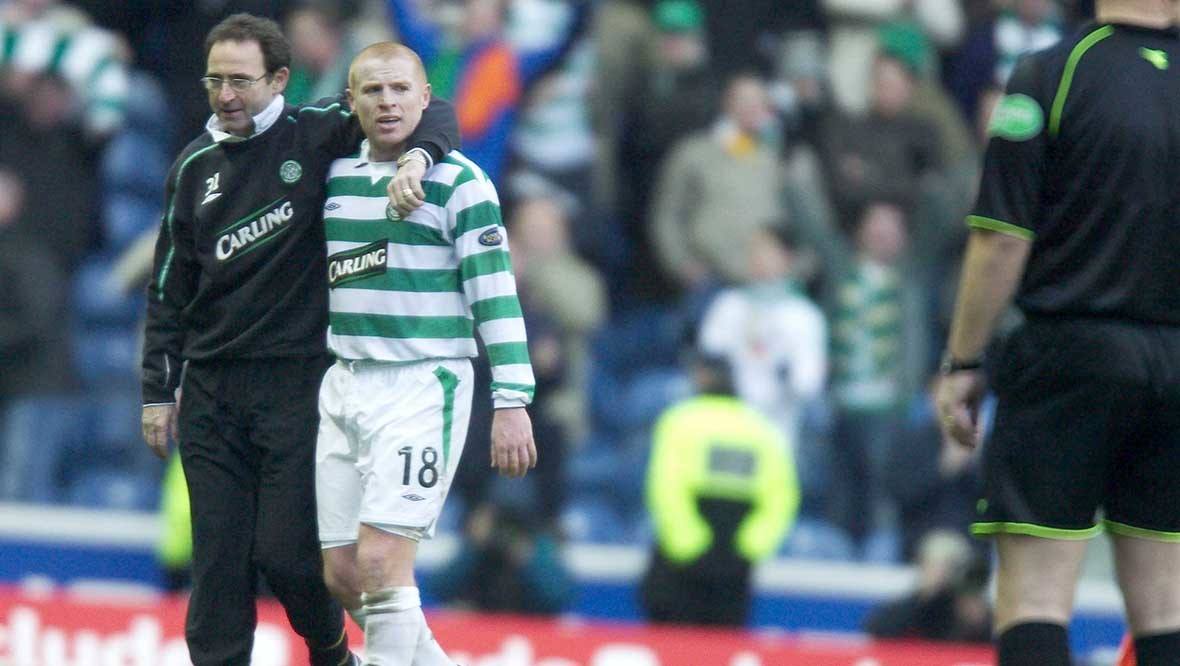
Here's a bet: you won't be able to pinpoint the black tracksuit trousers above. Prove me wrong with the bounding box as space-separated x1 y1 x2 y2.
179 356 346 665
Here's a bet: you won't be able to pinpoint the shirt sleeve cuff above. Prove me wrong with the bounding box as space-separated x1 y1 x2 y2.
406 147 433 170
142 385 177 405
493 397 530 410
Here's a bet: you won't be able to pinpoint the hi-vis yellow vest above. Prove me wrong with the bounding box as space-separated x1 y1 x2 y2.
646 395 800 564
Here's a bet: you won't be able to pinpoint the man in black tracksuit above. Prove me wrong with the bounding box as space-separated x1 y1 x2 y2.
936 2 1180 665
139 15 458 665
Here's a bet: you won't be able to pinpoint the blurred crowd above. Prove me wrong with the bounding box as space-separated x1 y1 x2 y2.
0 0 1095 624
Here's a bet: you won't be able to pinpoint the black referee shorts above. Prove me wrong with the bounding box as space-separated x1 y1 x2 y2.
974 317 1180 541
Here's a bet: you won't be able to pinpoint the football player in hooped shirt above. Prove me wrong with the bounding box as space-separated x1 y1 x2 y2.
315 42 536 665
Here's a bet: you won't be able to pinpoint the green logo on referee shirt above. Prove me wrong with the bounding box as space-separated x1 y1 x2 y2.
280 160 303 184
988 94 1044 142
1141 47 1169 71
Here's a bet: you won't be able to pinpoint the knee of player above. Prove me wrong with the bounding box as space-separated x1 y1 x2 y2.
323 554 362 599
356 526 419 589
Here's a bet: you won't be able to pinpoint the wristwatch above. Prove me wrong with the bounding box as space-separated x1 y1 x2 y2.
939 351 983 375
397 148 430 170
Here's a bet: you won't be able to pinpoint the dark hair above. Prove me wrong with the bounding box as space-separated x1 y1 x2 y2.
205 13 291 73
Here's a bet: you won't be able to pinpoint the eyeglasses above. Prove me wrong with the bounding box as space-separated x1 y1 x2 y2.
200 74 270 92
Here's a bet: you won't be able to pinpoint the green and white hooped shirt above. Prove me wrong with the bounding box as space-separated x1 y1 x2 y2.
322 143 534 408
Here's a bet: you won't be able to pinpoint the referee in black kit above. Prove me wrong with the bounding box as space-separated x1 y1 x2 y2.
138 14 458 665
936 1 1180 665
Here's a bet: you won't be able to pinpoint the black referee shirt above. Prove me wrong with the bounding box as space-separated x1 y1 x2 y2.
970 21 1180 325
141 98 458 404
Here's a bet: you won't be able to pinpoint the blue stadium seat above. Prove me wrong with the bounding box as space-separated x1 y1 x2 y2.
89 392 144 450
103 194 159 253
560 496 624 543
862 527 903 564
73 255 143 327
101 131 169 201
73 327 140 388
119 72 172 147
0 393 162 508
0 396 89 503
565 432 621 494
66 467 158 511
781 517 855 561
589 368 689 433
589 307 683 378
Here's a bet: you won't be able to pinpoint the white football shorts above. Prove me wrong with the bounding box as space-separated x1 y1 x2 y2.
316 357 473 545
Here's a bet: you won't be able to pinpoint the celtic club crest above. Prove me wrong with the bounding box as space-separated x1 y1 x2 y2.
279 160 303 184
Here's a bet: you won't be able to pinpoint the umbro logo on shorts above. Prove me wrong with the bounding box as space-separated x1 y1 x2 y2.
402 493 426 502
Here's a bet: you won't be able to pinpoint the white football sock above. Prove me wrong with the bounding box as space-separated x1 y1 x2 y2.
410 614 452 666
361 587 420 666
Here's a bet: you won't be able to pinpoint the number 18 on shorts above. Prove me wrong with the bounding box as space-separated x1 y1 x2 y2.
315 357 473 544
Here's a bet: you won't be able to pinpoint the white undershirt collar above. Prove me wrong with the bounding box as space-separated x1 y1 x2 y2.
354 139 399 184
205 94 286 143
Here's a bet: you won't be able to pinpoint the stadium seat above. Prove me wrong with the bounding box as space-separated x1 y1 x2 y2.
119 72 172 147
862 528 902 564
566 432 621 493
73 255 143 327
561 496 624 543
1 390 161 508
101 131 169 202
589 368 689 433
66 467 158 511
73 326 140 388
781 517 855 561
0 396 89 503
103 194 160 253
589 307 683 377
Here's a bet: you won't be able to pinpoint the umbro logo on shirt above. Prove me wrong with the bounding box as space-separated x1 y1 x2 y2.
401 493 426 502
202 172 222 206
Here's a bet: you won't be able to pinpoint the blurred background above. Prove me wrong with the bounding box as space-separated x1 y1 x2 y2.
0 0 1131 664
